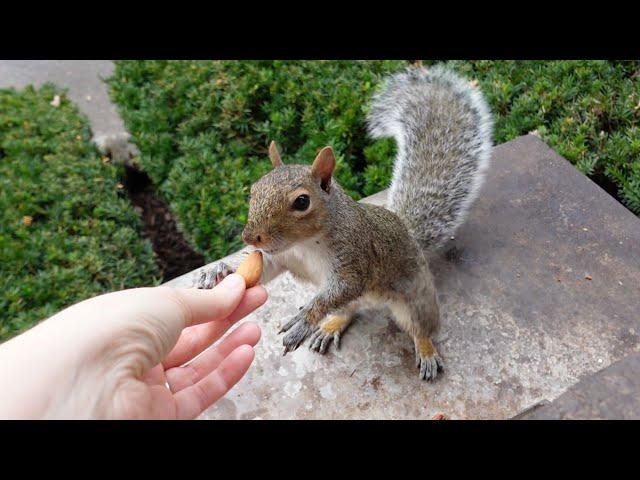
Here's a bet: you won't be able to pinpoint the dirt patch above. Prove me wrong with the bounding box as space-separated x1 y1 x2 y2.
591 172 622 203
122 165 205 282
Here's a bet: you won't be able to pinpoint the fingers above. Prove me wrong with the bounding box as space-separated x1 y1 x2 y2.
166 273 248 329
223 285 268 324
162 285 267 369
143 364 167 386
165 322 261 393
173 344 255 420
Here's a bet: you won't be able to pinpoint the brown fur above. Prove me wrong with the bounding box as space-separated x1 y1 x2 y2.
320 314 351 335
243 145 443 379
203 67 491 381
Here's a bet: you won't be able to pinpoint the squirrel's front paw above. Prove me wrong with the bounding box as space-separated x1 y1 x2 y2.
280 314 316 355
308 314 351 354
193 262 234 289
414 336 444 382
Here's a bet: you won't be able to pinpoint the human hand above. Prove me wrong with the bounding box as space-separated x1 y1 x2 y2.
0 273 267 419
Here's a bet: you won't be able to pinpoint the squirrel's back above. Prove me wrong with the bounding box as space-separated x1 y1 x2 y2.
367 65 493 250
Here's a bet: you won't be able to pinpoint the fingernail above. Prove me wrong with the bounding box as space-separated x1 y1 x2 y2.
218 273 245 290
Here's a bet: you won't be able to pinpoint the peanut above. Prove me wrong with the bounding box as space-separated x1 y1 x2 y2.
236 251 263 288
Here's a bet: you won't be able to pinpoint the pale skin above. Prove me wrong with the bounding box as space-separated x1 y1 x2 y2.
0 273 267 419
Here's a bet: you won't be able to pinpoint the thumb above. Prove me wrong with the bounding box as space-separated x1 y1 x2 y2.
161 273 247 329
115 274 249 372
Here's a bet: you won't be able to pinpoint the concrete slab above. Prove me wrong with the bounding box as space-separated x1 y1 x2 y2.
517 352 640 419
0 60 134 158
166 135 640 419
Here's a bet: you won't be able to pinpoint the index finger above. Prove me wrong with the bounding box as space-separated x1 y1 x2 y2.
162 284 267 369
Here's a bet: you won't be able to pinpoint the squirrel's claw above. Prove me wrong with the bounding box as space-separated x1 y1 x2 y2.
414 337 444 382
194 262 234 289
281 318 315 354
416 352 444 382
309 329 340 354
308 314 352 355
278 313 303 334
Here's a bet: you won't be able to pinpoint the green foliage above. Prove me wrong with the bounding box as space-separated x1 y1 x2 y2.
0 85 160 341
108 61 406 259
108 60 640 261
445 60 640 212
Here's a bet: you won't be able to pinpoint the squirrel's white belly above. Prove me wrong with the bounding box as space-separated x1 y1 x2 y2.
278 235 332 287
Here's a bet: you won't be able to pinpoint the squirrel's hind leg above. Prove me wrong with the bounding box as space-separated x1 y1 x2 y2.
413 336 444 381
385 295 444 382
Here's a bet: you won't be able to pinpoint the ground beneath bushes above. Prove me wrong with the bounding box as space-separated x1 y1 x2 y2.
0 60 205 282
122 166 205 281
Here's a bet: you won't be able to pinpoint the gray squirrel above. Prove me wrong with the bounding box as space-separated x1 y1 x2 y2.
195 65 493 381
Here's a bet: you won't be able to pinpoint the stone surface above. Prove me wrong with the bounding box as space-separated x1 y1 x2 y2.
168 134 640 420
516 352 640 419
0 60 129 146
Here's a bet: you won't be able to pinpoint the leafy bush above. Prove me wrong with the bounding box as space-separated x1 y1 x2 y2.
0 85 160 341
108 60 640 261
108 61 405 259
447 60 640 213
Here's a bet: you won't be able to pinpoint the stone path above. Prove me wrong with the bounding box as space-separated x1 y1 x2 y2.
0 61 121 138
0 60 134 160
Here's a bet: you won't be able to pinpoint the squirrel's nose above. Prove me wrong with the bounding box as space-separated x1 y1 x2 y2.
242 227 265 247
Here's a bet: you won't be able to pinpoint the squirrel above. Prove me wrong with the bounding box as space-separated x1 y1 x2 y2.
194 65 493 381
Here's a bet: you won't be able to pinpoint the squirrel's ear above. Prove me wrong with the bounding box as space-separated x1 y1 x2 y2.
311 146 335 192
268 141 283 168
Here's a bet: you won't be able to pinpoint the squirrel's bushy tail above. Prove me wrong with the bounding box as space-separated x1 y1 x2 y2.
367 65 493 250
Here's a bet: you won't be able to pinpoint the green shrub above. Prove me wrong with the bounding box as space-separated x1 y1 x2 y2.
0 85 160 341
108 61 406 259
108 60 640 261
446 60 640 213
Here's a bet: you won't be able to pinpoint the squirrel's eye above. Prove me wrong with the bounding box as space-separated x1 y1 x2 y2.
292 194 310 211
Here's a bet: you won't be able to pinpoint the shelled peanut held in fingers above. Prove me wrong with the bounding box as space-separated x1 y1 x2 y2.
236 251 263 288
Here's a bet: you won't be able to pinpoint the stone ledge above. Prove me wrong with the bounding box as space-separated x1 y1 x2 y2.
167 134 640 419
516 351 640 419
